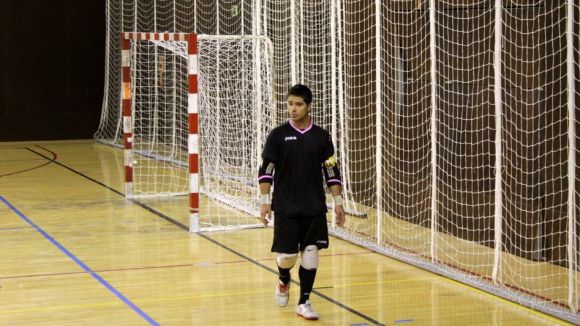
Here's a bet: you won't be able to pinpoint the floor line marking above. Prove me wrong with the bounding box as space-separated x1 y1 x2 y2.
0 146 56 178
0 196 159 326
0 227 33 231
27 146 388 325
24 144 574 325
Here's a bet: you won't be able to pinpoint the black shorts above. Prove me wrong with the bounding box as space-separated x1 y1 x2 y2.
271 214 329 254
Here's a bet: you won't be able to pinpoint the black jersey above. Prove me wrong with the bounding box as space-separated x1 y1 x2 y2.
258 120 342 217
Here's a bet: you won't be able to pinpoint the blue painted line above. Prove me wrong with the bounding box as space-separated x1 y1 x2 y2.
0 196 159 326
394 319 414 323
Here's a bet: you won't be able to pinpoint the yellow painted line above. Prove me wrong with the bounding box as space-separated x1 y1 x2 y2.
0 301 124 315
137 289 274 305
0 289 273 315
318 277 440 289
436 276 573 326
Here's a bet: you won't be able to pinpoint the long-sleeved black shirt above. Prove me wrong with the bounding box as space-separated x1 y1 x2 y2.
258 120 341 217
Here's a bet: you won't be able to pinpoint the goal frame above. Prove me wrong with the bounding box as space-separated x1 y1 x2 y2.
121 32 200 232
121 32 276 233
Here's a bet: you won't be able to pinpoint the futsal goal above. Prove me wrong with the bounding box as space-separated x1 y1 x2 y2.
121 32 275 232
97 1 580 323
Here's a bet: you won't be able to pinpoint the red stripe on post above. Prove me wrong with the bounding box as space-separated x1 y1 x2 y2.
122 67 131 82
189 193 199 212
188 75 198 94
121 37 130 50
123 100 131 116
188 34 198 55
189 154 199 174
188 113 198 134
125 166 133 182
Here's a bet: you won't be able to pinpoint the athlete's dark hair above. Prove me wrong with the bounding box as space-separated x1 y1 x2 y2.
288 84 313 104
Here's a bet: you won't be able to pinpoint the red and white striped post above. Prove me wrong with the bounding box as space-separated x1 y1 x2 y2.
120 32 200 231
121 34 133 198
186 33 200 232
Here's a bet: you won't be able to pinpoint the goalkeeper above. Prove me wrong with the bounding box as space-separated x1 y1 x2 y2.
258 84 345 320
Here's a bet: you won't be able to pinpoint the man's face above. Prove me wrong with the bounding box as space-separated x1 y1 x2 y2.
287 95 310 124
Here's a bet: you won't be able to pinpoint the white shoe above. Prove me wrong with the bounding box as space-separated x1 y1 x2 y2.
275 280 290 307
296 300 319 320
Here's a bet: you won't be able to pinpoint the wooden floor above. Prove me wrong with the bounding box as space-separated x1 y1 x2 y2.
0 140 571 325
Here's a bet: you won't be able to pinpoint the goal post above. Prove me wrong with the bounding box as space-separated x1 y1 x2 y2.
98 1 580 323
121 32 275 232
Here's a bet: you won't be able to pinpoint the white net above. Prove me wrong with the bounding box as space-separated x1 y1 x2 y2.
197 35 275 230
98 1 580 323
130 39 190 197
330 1 580 321
497 0 573 310
126 34 275 231
95 1 196 146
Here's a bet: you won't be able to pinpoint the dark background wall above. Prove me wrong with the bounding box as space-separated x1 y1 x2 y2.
0 1 105 141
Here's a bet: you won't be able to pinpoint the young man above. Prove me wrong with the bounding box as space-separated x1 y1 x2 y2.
258 84 345 320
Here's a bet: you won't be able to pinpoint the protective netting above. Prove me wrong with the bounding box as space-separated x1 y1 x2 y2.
196 35 275 230
97 1 580 322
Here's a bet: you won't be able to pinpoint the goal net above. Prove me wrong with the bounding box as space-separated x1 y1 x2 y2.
98 1 580 323
122 32 275 232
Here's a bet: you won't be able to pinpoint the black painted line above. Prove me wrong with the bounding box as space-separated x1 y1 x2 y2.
0 146 56 178
27 145 385 326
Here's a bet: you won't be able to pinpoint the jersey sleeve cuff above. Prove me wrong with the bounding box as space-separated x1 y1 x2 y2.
326 178 342 186
258 175 273 184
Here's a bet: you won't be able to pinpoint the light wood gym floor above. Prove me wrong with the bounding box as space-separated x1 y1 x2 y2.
0 140 572 325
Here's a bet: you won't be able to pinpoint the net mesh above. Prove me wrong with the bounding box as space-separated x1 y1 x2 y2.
131 40 190 197
98 1 580 322
126 35 274 231
197 35 274 230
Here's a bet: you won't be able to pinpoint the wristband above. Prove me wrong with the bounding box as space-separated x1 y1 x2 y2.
260 194 271 205
333 195 343 206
